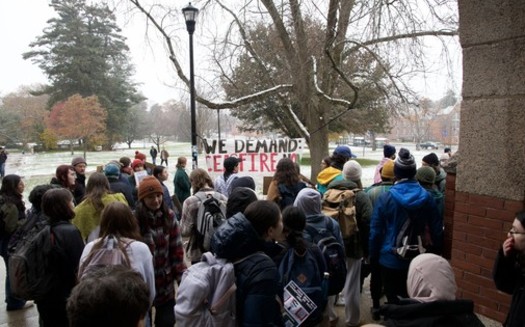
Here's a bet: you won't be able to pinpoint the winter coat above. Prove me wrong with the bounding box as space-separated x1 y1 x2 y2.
327 179 373 258
380 299 484 327
493 248 525 327
316 166 343 195
435 167 447 194
108 178 135 208
73 173 86 204
135 207 186 306
42 221 85 304
211 213 283 326
173 167 191 205
72 193 128 240
214 173 239 197
373 157 392 184
369 179 443 270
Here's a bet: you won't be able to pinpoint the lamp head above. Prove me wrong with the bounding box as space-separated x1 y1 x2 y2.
182 3 199 34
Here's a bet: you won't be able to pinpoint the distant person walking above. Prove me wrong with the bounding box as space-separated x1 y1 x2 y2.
71 157 87 204
160 148 169 166
173 157 191 205
149 146 158 165
0 147 7 179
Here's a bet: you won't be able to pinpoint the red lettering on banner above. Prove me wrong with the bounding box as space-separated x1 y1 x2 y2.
213 155 222 172
247 153 258 172
260 153 269 171
270 152 278 171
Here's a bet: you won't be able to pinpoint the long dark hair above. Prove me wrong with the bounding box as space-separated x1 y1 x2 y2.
84 172 111 213
282 206 307 254
273 157 300 186
42 188 75 223
0 174 25 214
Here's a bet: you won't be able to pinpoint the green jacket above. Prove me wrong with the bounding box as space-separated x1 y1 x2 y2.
72 193 127 240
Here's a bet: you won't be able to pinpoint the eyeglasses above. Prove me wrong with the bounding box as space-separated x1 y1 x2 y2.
509 229 525 236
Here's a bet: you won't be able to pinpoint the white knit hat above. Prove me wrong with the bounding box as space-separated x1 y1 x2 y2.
342 160 362 182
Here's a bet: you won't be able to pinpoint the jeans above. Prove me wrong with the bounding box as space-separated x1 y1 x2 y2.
154 299 175 327
0 162 5 178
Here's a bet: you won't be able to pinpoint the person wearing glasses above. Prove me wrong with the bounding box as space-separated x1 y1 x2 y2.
493 211 525 327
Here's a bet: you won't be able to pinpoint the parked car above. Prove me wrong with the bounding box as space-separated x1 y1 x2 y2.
418 141 439 150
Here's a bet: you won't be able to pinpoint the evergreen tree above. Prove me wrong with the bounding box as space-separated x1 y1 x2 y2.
23 0 142 145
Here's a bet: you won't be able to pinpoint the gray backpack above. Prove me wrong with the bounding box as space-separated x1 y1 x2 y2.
174 252 236 327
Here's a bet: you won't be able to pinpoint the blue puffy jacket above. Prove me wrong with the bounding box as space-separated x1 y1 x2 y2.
369 179 443 270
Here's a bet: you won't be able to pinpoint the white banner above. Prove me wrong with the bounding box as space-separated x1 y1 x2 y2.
202 138 306 173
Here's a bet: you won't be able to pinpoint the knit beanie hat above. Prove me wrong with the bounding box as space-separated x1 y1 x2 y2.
381 159 395 180
422 153 440 167
383 144 396 158
131 159 144 170
104 163 121 180
293 188 322 216
230 176 256 191
137 176 163 201
394 148 417 179
407 253 457 303
71 157 86 166
226 187 258 218
342 160 362 182
416 166 436 185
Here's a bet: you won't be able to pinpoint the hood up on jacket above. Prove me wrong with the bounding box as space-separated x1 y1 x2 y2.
389 179 430 210
293 188 322 216
407 253 456 303
211 212 263 261
316 166 342 186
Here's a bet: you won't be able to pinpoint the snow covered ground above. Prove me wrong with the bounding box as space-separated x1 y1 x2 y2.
3 141 449 204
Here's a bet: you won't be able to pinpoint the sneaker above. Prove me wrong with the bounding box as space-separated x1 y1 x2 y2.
371 307 381 321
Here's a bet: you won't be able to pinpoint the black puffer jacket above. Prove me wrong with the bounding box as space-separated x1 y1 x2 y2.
211 213 283 326
381 299 484 327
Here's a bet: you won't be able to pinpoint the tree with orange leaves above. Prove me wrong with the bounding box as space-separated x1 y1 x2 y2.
46 94 107 156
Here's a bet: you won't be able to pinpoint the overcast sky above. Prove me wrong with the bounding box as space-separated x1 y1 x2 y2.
0 1 462 106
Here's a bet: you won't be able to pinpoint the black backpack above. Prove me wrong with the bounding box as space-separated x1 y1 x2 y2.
395 210 426 260
194 192 227 252
278 182 307 209
304 217 347 296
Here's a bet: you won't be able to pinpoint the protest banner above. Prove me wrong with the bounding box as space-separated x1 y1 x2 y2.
202 138 305 173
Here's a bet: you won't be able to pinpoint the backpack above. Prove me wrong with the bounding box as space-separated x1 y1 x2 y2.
322 188 359 238
7 211 47 255
174 252 236 327
278 246 328 326
8 225 65 301
77 234 132 279
304 218 347 296
278 182 307 209
194 192 227 252
394 210 426 260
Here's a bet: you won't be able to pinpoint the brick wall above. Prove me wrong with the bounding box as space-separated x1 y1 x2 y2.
446 172 524 322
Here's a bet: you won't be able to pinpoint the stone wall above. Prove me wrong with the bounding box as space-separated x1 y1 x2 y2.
455 0 525 322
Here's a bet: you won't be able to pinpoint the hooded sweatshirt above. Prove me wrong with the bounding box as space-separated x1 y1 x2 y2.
294 188 344 247
316 166 343 195
407 253 456 302
369 179 443 270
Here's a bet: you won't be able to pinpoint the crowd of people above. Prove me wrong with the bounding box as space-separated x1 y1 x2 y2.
0 144 521 327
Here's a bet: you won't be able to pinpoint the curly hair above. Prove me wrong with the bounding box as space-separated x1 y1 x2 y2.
272 157 300 186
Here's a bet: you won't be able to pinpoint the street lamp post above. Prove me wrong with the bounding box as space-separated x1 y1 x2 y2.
182 2 199 170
